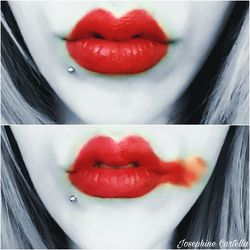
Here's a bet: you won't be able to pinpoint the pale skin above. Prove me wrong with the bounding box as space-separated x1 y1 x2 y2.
9 1 233 124
12 125 229 248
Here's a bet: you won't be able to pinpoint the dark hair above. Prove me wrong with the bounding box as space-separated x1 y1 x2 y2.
175 126 249 247
181 2 249 123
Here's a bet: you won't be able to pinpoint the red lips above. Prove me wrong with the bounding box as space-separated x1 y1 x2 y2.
68 136 206 198
66 9 169 74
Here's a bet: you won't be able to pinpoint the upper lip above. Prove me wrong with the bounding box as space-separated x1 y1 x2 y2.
66 9 169 43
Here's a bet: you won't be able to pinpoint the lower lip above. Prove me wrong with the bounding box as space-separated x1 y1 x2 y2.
69 167 165 198
66 38 167 74
68 161 196 198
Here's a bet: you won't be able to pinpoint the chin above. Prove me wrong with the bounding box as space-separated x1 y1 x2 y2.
74 235 159 249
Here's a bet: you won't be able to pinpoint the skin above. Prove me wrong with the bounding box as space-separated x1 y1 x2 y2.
9 1 233 124
12 125 229 248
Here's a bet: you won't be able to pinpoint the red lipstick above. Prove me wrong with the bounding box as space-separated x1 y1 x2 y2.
66 9 170 74
68 136 206 198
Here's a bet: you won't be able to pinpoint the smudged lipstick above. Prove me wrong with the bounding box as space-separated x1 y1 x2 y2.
66 9 172 74
68 136 206 198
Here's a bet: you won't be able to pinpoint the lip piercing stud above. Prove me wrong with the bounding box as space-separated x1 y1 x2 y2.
69 195 77 202
67 66 75 73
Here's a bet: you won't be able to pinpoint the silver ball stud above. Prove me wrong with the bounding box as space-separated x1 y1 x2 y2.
69 195 77 202
67 66 75 73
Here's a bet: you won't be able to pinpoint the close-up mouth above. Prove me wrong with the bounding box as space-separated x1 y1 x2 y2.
65 9 176 75
67 135 206 198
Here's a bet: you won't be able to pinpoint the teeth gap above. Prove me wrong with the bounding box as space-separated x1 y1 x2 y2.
92 32 104 39
95 162 102 168
130 161 139 167
131 34 142 39
94 162 140 168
